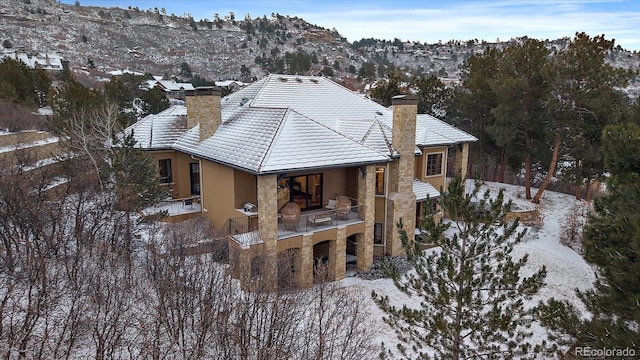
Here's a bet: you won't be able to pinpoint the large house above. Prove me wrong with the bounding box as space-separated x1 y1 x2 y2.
126 74 476 286
142 77 195 101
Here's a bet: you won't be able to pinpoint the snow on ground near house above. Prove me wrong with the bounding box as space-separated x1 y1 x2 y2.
341 181 597 356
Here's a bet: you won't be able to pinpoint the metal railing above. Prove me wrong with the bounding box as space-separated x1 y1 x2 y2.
224 205 364 245
277 205 362 237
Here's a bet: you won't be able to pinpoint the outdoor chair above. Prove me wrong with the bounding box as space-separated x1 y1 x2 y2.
335 195 352 220
281 202 301 230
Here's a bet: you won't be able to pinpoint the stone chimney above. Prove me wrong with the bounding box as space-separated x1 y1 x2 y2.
386 94 418 256
185 86 222 142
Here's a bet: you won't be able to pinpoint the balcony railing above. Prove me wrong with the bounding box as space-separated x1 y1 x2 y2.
228 205 364 247
277 205 363 238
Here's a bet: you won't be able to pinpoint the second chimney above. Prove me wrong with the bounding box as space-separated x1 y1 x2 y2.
185 86 222 142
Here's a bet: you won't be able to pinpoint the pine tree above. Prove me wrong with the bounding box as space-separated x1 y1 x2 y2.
411 74 452 117
449 47 501 180
532 32 632 203
110 131 169 245
540 123 640 351
373 176 547 359
488 39 549 196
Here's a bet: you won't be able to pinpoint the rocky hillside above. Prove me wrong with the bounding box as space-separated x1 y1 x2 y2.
1 0 639 94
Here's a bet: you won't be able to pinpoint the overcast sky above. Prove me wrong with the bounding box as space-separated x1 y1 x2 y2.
61 0 640 50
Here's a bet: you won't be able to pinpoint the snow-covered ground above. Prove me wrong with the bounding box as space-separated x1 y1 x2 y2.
342 180 597 356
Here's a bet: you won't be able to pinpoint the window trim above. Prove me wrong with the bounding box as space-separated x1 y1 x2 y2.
158 159 172 183
425 152 445 178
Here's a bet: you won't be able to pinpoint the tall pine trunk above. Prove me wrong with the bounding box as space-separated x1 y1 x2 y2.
499 148 507 183
532 135 560 203
524 130 532 199
524 153 532 200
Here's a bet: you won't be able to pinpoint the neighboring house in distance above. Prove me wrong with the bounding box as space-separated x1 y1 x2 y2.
125 74 476 287
1 49 63 71
141 76 195 101
214 80 248 93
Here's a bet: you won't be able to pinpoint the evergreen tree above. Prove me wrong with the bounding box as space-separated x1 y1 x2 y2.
139 87 169 116
540 123 640 350
488 39 549 195
357 61 377 80
179 62 192 78
448 47 501 179
373 176 548 359
48 77 104 123
583 123 640 338
104 76 135 125
370 71 404 107
0 57 49 106
110 131 169 243
532 32 631 203
411 74 452 117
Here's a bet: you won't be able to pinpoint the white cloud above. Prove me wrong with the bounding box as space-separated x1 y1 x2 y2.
294 1 640 50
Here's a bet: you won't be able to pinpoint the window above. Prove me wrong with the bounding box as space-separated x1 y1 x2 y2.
430 198 438 212
190 162 200 195
278 173 323 211
374 223 383 244
426 153 443 177
375 166 386 195
158 159 172 183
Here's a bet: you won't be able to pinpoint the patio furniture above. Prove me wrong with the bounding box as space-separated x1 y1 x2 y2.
281 202 301 230
307 210 333 228
335 195 352 220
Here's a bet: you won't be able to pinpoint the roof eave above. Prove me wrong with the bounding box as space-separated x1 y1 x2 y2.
255 158 393 176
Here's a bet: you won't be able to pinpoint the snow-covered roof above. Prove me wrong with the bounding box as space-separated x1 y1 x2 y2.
415 114 478 146
142 79 195 92
1 50 63 70
126 74 475 174
413 179 441 201
378 112 478 147
215 80 248 87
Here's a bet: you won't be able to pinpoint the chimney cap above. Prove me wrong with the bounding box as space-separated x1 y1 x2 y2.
391 94 418 105
185 86 222 97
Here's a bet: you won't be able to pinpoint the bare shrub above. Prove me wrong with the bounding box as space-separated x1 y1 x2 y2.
560 203 589 254
1 149 378 359
0 100 46 131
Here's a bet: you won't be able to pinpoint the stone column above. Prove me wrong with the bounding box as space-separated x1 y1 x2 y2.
387 95 418 257
356 164 375 270
257 174 278 287
332 226 347 280
296 234 314 288
455 143 470 180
